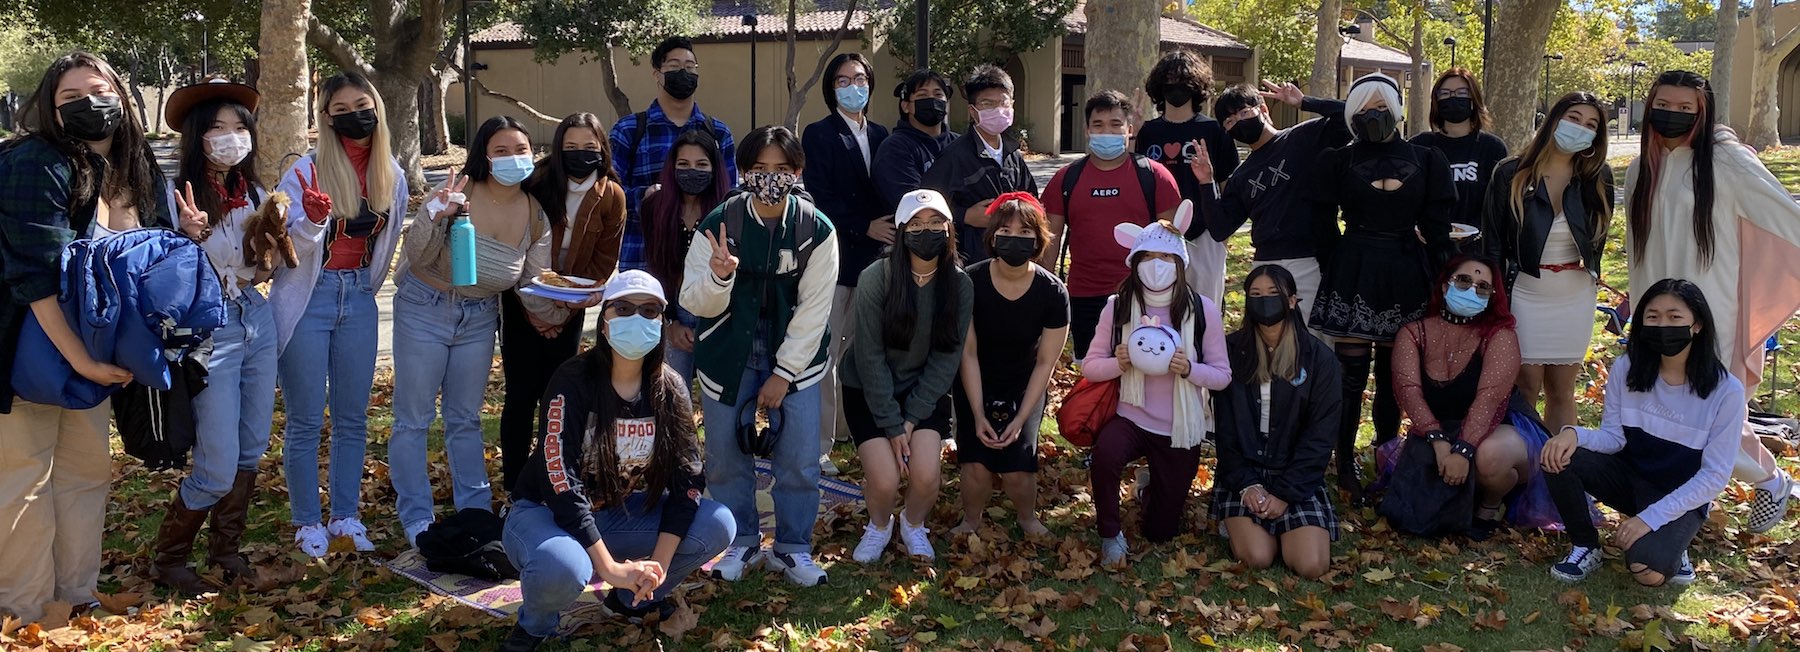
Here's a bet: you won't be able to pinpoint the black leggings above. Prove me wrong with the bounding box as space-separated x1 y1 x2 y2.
1545 449 1705 579
499 291 584 494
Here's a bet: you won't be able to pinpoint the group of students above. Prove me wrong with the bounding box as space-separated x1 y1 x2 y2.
0 37 1797 650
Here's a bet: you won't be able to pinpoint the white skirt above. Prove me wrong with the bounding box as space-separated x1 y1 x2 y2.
1512 267 1597 365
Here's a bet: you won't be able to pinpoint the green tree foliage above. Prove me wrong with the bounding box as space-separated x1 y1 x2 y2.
512 0 709 64
1187 0 1316 84
872 0 1075 78
0 20 69 96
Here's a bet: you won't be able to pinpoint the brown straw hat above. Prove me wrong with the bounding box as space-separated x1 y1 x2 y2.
165 79 260 133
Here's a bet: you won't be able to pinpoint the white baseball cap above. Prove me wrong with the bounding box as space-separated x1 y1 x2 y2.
895 189 952 226
602 269 667 304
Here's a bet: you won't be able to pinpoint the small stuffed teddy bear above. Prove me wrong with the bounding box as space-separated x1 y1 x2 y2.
242 191 297 270
1127 315 1181 376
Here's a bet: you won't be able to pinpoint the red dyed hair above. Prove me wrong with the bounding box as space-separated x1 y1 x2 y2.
1424 255 1516 338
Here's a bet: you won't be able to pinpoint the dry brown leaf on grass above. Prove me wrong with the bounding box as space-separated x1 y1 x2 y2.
1472 609 1508 631
657 597 700 641
1420 644 1465 652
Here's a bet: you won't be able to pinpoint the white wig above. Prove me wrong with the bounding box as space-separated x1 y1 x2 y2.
1344 73 1404 123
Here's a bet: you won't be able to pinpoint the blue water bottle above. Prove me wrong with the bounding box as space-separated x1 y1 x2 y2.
449 207 478 287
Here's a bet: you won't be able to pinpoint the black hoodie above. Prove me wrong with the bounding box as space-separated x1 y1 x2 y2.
872 121 959 214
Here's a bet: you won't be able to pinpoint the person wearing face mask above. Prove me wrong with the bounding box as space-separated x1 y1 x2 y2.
1040 90 1182 357
641 131 730 385
501 113 629 493
608 36 736 274
1307 73 1458 499
1541 279 1744 587
1382 257 1560 541
498 271 734 651
1409 69 1509 250
1082 214 1231 566
1133 50 1238 302
801 52 892 475
681 126 840 588
949 195 1068 540
871 69 959 212
1211 265 1342 579
921 64 1038 264
271 71 409 557
1622 70 1800 534
1481 92 1614 442
388 116 568 548
0 52 174 624
1190 81 1349 330
145 80 280 594
842 189 974 563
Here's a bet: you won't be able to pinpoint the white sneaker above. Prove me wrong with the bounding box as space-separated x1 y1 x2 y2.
819 454 840 477
898 515 935 560
1550 545 1604 582
1748 471 1794 534
403 519 434 549
711 545 762 581
295 523 329 558
1100 533 1128 566
853 516 894 563
764 551 829 587
327 517 376 552
1669 551 1697 587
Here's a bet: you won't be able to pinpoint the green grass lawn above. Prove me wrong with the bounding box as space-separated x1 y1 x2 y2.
15 151 1800 652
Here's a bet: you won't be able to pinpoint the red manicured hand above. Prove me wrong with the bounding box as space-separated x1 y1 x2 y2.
299 165 333 224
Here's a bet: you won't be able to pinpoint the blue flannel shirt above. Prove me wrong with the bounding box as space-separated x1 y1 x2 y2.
608 100 737 272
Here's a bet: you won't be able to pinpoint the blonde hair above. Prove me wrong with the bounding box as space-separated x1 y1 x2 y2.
314 73 397 217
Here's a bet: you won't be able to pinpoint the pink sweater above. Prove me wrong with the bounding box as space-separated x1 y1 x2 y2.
1081 294 1232 436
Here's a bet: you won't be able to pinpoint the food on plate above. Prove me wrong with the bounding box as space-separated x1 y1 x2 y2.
536 271 599 289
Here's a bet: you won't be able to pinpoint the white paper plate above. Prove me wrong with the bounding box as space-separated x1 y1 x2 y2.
1450 223 1481 240
529 274 604 294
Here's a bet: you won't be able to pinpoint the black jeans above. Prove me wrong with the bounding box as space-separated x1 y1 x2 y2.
499 291 584 494
1069 295 1112 360
1544 449 1705 578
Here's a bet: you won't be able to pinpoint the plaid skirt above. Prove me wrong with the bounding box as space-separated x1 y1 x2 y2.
1211 485 1341 541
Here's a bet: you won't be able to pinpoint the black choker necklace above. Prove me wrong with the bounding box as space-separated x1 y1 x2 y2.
1441 312 1476 326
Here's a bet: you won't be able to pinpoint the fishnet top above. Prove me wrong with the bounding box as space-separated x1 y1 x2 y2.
1392 318 1521 445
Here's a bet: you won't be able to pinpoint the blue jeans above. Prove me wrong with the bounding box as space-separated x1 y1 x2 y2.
389 274 499 529
504 496 735 637
279 268 379 525
702 360 821 552
183 290 278 508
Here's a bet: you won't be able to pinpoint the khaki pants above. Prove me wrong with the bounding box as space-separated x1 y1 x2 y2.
820 286 857 451
0 399 111 623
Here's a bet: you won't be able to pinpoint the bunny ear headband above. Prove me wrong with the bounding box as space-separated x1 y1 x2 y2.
985 191 1044 216
1112 199 1196 265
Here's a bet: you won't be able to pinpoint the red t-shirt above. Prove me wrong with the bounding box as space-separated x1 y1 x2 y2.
323 139 381 270
1040 157 1182 297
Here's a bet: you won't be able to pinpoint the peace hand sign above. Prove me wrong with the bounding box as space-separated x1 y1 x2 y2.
298 165 333 224
175 181 210 241
1259 80 1304 108
1188 139 1215 185
427 174 470 221
704 226 738 280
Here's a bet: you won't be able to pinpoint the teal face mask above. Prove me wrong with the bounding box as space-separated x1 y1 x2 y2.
490 154 535 186
1088 133 1127 160
606 315 662 360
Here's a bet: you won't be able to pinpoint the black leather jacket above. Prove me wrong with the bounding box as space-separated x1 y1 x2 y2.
1481 158 1614 285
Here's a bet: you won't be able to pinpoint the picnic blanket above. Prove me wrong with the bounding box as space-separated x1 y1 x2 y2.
380 460 863 631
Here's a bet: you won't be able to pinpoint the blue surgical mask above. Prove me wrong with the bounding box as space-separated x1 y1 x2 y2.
1553 120 1596 154
490 154 535 186
1444 285 1489 318
1089 133 1128 160
835 85 870 113
606 315 662 360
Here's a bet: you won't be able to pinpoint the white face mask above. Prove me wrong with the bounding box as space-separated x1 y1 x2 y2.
1137 259 1178 291
205 131 252 167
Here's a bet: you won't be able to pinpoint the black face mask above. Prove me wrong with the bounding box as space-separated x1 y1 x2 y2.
1637 325 1696 357
662 70 699 100
1435 97 1474 125
905 229 948 261
331 108 380 140
561 150 604 180
1648 108 1698 139
58 95 123 142
675 168 714 195
1228 115 1264 145
911 98 948 127
1163 86 1194 109
991 234 1038 267
1245 295 1290 326
1353 108 1399 143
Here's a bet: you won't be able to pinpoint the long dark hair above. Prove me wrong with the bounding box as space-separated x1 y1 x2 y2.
174 99 261 229
1508 92 1612 251
1238 264 1305 383
575 318 701 512
1630 70 1717 267
1424 255 1516 339
643 130 730 293
527 112 619 227
882 216 963 352
10 52 159 215
1111 228 1198 339
459 115 531 182
1625 278 1725 399
1427 67 1490 132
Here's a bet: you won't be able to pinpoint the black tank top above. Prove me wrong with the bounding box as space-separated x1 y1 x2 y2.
1421 342 1485 426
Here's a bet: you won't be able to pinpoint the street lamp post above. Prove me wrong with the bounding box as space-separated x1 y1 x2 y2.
1626 60 1648 134
1481 0 1493 87
744 14 758 128
1443 36 1458 70
916 0 930 69
1540 53 1563 117
1338 23 1361 96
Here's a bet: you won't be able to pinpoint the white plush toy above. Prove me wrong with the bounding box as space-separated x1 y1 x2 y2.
1127 315 1181 376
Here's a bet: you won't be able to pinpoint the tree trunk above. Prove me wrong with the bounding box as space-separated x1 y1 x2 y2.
1408 2 1427 138
258 0 312 183
1747 0 1800 149
418 77 444 155
784 0 861 129
1310 0 1344 97
1712 0 1740 129
128 50 150 130
1084 0 1161 123
597 46 634 120
1484 0 1559 149
375 73 427 190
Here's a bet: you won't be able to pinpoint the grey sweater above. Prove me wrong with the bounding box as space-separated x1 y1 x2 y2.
840 258 973 437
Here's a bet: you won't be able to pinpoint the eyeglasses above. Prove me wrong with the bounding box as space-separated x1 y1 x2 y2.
660 63 701 73
973 97 1015 111
1451 274 1495 298
1435 88 1472 99
904 218 950 234
834 74 870 88
606 301 665 320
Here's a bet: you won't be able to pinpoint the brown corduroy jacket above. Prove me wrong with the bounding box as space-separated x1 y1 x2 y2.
550 179 627 281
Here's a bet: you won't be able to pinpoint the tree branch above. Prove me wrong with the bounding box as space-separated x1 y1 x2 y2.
442 59 562 125
307 16 376 78
787 0 862 127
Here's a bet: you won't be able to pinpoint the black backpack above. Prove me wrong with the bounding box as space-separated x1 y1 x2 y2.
1055 155 1159 277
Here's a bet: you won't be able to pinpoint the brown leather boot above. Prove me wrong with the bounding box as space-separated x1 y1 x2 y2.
207 470 259 585
153 491 213 595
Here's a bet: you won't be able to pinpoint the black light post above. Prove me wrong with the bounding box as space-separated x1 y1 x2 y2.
1338 23 1361 96
1443 36 1458 69
461 1 472 148
917 0 930 68
1626 61 1648 134
744 14 758 128
1540 53 1563 116
1481 0 1492 87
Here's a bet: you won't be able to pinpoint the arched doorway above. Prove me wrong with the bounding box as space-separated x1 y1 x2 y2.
1781 46 1800 142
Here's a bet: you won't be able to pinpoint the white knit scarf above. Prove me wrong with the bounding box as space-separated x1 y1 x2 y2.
1117 288 1212 449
